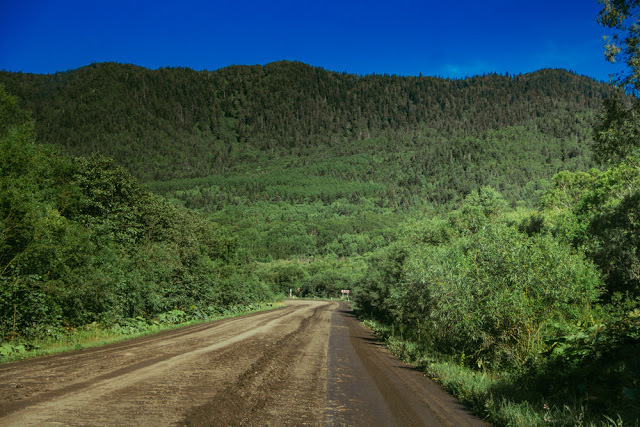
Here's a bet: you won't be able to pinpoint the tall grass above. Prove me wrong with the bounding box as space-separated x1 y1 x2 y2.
362 319 635 426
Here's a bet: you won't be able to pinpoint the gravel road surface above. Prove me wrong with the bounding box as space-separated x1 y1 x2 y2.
0 300 486 426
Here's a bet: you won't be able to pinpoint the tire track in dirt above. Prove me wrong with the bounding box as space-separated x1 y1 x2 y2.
185 302 335 425
0 303 312 425
325 302 487 426
0 306 291 376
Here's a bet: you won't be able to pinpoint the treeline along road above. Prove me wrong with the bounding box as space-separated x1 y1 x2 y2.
0 301 485 426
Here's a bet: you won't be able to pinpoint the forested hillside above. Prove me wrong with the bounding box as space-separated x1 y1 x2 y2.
0 62 618 211
1 62 611 147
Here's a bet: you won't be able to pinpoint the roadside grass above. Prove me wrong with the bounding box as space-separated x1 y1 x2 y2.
362 319 637 427
0 302 285 364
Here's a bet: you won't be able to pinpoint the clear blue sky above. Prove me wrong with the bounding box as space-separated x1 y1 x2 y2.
0 0 623 81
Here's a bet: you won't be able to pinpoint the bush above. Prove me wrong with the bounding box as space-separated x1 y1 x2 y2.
356 189 604 370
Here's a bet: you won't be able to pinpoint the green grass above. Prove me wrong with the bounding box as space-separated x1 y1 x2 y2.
361 319 636 426
0 302 284 364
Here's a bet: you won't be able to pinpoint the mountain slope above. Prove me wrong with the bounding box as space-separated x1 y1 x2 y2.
0 61 615 182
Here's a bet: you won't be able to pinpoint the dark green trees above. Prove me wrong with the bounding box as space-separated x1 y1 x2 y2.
0 85 272 340
0 63 613 181
598 0 640 94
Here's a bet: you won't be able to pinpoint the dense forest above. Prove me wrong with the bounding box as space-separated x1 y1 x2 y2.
0 86 273 340
0 62 613 180
1 53 639 423
0 62 618 212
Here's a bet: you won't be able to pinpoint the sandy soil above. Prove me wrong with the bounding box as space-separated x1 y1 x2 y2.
0 300 486 426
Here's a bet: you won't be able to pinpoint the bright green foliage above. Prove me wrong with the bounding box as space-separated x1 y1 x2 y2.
0 63 611 204
423 226 599 368
141 117 593 212
0 87 273 340
256 256 366 298
356 189 603 370
354 184 640 423
539 158 640 299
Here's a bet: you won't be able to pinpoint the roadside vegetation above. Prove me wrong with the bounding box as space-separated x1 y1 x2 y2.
0 301 281 364
0 87 280 359
354 177 640 424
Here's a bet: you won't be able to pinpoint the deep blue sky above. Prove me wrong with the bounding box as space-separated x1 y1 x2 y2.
0 0 623 81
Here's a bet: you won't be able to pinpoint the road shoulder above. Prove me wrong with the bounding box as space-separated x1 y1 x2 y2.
326 302 487 426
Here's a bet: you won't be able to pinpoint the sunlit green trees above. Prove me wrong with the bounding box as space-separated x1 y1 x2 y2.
355 188 604 369
0 87 272 340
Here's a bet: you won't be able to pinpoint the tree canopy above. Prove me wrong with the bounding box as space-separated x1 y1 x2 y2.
598 0 640 94
594 0 640 163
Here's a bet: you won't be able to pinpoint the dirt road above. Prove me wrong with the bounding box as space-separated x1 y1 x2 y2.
0 301 486 426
